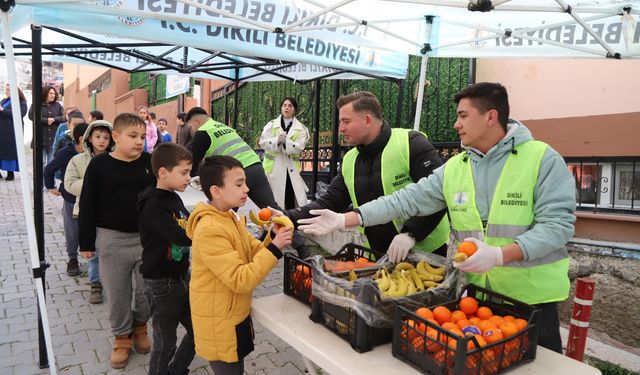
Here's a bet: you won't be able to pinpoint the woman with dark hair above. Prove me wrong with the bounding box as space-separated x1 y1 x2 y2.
259 96 310 210
28 85 65 164
0 84 28 181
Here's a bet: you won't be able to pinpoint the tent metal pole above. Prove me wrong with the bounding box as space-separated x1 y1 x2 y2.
233 74 239 129
330 80 340 180
413 16 433 131
554 0 618 57
311 80 322 197
1 17 56 373
469 58 476 84
395 79 405 128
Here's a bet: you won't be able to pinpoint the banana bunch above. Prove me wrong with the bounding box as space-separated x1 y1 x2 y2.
248 211 294 229
373 261 446 298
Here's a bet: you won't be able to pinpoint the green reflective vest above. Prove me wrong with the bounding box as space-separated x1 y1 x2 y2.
443 140 570 305
263 122 303 174
199 119 260 168
342 128 450 253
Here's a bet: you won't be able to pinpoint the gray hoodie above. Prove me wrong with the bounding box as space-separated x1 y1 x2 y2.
64 120 115 218
359 121 576 262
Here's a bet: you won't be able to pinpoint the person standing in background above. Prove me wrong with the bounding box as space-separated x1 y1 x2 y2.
0 84 28 181
175 112 193 148
138 106 158 152
29 85 65 164
259 97 310 210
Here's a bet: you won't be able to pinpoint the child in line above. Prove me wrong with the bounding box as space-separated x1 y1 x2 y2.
138 106 158 152
52 111 84 156
186 155 293 374
64 120 115 304
78 113 155 369
137 143 195 375
44 122 89 277
89 110 103 122
157 118 173 143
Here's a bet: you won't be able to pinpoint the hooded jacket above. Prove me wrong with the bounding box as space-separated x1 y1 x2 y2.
43 142 78 203
137 186 192 278
358 121 576 262
64 120 115 218
186 202 281 362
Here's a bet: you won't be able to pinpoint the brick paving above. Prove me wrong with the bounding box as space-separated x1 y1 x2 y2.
0 150 311 375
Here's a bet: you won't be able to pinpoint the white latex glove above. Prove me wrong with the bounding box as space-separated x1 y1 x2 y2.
453 237 503 273
388 233 416 263
189 176 201 190
297 209 345 236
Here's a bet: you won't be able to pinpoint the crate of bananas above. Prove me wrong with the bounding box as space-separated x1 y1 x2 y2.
309 248 459 353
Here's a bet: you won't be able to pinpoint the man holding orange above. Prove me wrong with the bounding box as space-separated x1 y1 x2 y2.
298 83 576 353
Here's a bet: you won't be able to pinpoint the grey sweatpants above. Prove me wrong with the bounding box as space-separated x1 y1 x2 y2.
96 228 150 336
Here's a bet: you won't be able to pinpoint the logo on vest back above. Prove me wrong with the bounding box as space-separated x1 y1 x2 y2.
451 192 468 211
392 173 412 188
213 128 233 138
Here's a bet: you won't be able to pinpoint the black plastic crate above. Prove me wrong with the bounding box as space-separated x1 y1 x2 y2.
283 253 313 306
392 284 539 375
310 244 457 353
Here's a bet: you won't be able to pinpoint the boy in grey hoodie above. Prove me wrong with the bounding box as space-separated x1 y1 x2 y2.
64 120 115 304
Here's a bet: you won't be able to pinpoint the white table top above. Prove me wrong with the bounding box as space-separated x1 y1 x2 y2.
251 294 601 375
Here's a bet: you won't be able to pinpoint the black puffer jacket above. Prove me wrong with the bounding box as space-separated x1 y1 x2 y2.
287 121 447 254
28 101 64 148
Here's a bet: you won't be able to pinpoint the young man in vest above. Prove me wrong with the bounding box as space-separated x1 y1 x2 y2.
298 83 576 353
286 91 449 261
186 107 278 209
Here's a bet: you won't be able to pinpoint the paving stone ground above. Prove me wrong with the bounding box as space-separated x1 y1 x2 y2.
0 149 311 375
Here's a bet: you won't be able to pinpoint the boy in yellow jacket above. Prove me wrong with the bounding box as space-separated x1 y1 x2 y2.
186 155 292 374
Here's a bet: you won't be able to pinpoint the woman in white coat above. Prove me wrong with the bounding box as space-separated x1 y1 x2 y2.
259 97 310 210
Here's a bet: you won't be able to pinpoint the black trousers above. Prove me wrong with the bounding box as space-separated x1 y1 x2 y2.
533 301 563 354
245 163 279 209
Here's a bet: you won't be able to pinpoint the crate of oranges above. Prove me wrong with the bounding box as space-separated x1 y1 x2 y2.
392 284 539 374
283 243 382 307
309 246 457 353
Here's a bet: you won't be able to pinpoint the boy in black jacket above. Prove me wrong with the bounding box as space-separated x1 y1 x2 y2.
137 142 195 375
45 122 89 277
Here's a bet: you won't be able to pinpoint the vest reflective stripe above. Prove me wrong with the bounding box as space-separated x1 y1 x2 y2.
342 128 449 253
200 119 260 168
263 121 302 174
443 140 570 304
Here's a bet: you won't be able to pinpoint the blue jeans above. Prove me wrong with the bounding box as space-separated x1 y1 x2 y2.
143 274 195 375
87 252 100 283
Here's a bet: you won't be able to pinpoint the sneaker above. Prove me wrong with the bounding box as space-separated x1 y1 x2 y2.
66 259 80 277
89 282 103 304
5 172 14 181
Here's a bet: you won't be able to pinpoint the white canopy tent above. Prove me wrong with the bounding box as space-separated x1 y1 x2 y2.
1 0 639 372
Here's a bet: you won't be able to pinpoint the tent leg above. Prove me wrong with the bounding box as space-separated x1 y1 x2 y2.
330 80 340 180
311 79 321 197
1 15 57 374
413 53 429 131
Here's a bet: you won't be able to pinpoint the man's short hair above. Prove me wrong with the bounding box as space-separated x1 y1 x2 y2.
177 112 186 122
113 113 146 132
90 110 104 120
184 107 209 123
453 82 510 131
151 143 193 178
72 123 89 144
336 91 382 120
199 155 243 201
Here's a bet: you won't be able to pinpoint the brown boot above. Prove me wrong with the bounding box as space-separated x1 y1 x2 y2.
132 322 150 354
111 335 132 369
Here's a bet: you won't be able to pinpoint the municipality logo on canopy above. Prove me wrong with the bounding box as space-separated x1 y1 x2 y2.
97 0 144 26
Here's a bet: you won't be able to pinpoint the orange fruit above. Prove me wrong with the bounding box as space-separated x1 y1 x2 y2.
459 296 479 315
433 306 453 325
401 319 425 341
415 307 434 321
483 328 504 344
295 264 311 276
499 322 518 337
503 315 516 322
426 318 440 327
469 317 482 326
458 241 478 257
451 310 468 323
478 320 497 333
258 207 272 221
476 306 493 320
489 315 505 327
411 335 425 353
456 319 471 330
442 322 458 331
467 333 488 350
513 318 528 332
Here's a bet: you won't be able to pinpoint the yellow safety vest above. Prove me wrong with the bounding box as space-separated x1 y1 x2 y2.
443 140 570 304
199 119 260 168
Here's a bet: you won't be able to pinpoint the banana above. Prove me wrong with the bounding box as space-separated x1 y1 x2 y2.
453 252 468 262
416 260 445 281
394 262 415 272
249 210 269 226
384 279 398 296
390 273 408 297
271 215 294 229
403 273 417 296
423 280 440 288
424 262 446 276
375 275 390 292
348 270 358 281
409 269 425 292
